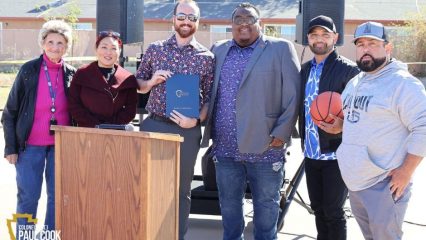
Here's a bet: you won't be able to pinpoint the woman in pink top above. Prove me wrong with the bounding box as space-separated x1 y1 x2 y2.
2 20 76 234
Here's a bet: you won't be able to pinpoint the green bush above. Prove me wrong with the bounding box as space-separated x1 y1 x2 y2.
390 6 426 76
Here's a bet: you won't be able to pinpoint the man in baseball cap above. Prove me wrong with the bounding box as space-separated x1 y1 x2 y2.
337 21 426 239
299 14 359 240
353 21 390 73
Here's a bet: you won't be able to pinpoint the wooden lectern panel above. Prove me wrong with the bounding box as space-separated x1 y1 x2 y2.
145 139 180 238
53 126 182 240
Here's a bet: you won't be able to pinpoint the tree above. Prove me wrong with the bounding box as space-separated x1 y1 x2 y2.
264 25 281 38
390 6 426 76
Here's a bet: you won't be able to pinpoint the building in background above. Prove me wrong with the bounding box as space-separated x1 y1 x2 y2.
0 0 425 65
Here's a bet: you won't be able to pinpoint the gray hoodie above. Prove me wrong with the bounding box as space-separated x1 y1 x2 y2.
337 60 426 191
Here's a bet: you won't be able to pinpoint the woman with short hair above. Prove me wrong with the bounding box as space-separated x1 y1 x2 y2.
2 19 76 232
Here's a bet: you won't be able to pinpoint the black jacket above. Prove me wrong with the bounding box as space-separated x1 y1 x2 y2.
298 50 360 154
2 55 76 156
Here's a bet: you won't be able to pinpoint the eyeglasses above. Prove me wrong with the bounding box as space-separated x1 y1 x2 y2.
233 16 258 25
99 31 121 38
175 13 199 22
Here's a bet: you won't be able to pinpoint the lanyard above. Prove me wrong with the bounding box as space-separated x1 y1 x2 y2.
42 60 60 116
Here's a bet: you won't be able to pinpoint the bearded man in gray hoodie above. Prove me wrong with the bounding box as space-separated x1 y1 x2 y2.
336 21 426 240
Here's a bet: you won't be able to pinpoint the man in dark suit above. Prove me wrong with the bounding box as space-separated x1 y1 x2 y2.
298 15 359 240
201 3 300 239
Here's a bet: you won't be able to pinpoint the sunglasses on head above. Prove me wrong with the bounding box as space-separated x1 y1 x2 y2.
175 13 199 22
99 31 121 38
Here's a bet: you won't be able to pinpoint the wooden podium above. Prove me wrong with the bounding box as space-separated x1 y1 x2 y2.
52 126 183 240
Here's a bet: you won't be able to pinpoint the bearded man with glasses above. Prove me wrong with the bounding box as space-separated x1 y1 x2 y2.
201 2 300 239
136 1 214 239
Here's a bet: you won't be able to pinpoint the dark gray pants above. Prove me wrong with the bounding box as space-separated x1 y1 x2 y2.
349 177 411 240
140 118 201 240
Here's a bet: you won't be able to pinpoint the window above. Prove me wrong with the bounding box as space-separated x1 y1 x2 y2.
264 24 296 40
210 25 232 46
210 25 232 33
74 23 93 30
281 25 296 36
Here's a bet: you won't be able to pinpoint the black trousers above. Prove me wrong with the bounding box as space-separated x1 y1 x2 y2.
305 158 348 240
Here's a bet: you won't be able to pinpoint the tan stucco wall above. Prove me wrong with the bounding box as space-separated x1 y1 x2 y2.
0 19 383 63
0 18 96 30
0 19 44 29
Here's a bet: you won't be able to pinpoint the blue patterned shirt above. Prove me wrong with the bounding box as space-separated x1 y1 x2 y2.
212 39 285 163
304 58 336 160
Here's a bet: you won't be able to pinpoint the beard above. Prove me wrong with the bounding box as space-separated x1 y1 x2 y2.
309 42 333 55
174 23 196 38
356 54 387 72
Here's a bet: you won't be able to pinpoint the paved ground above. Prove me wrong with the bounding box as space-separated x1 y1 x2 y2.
185 145 426 240
0 116 425 239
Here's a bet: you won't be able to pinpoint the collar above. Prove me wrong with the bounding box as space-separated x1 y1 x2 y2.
311 56 326 67
310 48 339 68
166 34 200 49
43 53 63 69
231 36 261 50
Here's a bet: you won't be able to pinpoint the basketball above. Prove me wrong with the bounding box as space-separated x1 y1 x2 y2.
310 91 344 126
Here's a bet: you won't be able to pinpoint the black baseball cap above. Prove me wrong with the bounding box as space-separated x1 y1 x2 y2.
308 15 336 33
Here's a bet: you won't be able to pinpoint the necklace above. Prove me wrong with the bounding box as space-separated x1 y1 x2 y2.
104 87 119 102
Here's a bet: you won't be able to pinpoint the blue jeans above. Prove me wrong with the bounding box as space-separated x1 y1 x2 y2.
214 157 284 240
15 145 55 237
